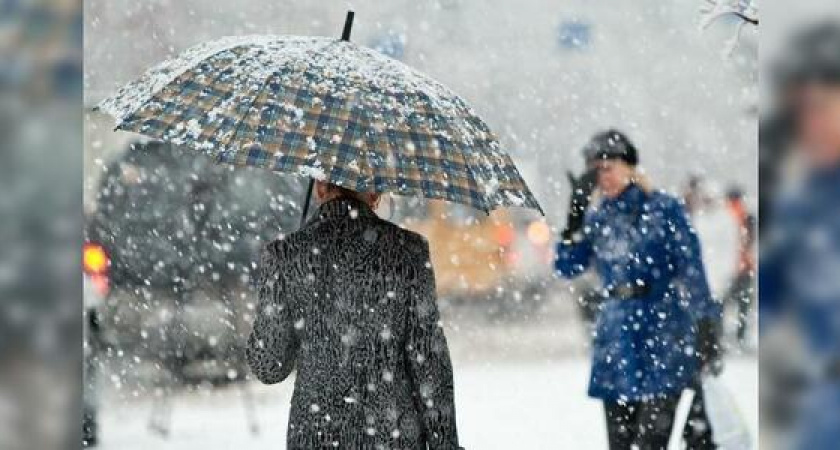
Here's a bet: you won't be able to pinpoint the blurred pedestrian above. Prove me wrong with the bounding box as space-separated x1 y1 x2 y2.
762 21 840 450
722 186 756 347
246 182 462 450
555 130 723 450
680 176 740 298
682 174 712 218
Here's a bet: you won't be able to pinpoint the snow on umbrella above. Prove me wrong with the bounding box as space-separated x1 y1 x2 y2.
97 12 543 222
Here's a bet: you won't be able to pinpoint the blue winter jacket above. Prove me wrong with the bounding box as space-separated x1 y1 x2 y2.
555 184 721 401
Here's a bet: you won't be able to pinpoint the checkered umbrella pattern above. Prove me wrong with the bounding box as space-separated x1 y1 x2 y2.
98 35 542 214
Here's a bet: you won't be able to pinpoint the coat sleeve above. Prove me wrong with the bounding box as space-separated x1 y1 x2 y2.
245 243 299 384
554 220 594 278
666 200 722 321
405 240 461 450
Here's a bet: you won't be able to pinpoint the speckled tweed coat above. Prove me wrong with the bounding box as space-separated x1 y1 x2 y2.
246 197 461 450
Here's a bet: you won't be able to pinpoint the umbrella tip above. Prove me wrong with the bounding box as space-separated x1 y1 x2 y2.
341 11 355 41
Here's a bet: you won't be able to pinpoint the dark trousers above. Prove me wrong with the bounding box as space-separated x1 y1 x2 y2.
604 387 716 450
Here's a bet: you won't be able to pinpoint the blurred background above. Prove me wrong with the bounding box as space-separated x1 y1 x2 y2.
759 1 840 450
0 0 82 450
81 1 758 449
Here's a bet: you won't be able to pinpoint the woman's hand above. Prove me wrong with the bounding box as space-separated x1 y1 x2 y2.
561 169 597 243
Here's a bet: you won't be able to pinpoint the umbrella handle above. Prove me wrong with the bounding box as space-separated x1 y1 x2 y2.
341 11 355 41
299 179 315 228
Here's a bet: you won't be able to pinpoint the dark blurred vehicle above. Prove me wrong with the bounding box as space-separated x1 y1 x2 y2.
84 141 303 383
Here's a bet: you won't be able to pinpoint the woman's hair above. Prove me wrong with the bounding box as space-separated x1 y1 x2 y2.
322 182 364 200
590 167 653 205
631 169 653 193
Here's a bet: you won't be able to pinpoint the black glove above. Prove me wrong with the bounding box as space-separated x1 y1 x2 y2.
560 169 597 243
696 318 724 376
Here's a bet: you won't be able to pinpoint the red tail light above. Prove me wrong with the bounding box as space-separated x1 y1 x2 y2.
494 224 515 247
83 243 110 297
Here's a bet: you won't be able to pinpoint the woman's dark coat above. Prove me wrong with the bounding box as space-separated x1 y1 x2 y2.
246 197 461 450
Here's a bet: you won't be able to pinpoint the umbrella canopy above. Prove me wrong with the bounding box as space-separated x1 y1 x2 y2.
98 19 542 215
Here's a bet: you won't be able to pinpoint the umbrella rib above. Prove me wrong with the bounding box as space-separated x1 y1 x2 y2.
218 70 277 156
159 54 251 148
104 39 261 124
329 89 495 212
116 42 261 131
215 38 345 166
219 38 341 157
462 147 492 213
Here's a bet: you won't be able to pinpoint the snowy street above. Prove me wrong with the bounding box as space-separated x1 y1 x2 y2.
98 356 756 449
95 294 759 449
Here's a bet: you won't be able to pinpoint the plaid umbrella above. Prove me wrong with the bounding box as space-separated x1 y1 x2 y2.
98 12 542 218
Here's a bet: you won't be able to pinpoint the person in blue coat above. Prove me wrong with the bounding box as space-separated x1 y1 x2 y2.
555 130 723 450
760 22 840 450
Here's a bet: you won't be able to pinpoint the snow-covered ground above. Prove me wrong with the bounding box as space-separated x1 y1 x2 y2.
98 356 756 449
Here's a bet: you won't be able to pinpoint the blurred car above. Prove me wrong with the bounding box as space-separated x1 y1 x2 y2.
394 198 554 315
84 141 303 384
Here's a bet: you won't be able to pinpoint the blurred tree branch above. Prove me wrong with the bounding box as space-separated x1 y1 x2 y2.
700 0 758 57
701 0 758 27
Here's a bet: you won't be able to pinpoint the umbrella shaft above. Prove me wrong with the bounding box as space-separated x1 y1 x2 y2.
299 179 315 228
341 11 354 41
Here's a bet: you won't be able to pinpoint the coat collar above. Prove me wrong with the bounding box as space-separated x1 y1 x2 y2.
600 183 647 213
314 196 378 222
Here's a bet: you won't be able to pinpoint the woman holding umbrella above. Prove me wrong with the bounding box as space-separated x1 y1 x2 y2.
555 130 723 450
245 181 462 449
98 12 541 449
